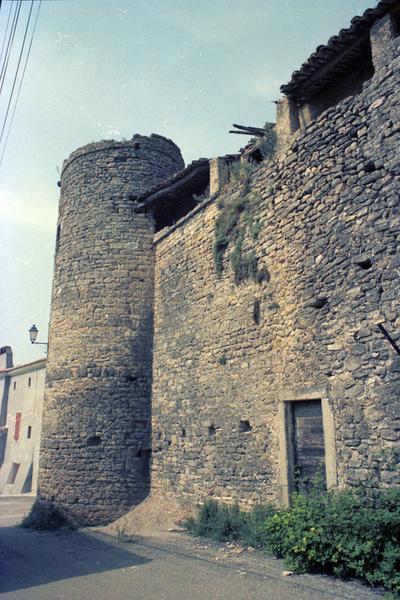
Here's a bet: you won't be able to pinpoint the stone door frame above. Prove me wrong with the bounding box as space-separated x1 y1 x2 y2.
278 385 337 506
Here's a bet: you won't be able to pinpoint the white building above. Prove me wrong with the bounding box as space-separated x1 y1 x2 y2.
0 347 46 495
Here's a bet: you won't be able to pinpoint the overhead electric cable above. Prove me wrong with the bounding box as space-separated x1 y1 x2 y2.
0 0 41 168
0 1 22 95
0 1 34 147
0 1 13 68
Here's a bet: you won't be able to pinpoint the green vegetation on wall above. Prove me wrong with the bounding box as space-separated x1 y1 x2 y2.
213 162 268 284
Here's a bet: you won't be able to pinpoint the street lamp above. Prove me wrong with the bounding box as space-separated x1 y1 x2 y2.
29 325 48 350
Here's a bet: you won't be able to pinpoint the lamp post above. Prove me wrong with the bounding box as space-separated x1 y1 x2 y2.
29 325 48 351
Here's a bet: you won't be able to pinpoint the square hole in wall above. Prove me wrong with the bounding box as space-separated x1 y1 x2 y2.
239 420 252 432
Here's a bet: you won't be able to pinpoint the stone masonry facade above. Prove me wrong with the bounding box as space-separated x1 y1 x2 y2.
39 3 400 525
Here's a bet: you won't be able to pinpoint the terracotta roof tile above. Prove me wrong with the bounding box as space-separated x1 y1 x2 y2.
281 0 399 99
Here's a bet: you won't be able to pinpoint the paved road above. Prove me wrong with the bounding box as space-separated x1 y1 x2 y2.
0 495 35 527
0 497 384 600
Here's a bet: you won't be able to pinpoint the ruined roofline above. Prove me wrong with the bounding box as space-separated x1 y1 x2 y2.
281 0 399 100
134 158 210 212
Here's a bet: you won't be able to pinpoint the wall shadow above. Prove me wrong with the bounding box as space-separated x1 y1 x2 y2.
0 525 151 593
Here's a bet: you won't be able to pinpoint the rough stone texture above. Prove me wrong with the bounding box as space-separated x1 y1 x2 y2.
151 45 400 507
39 135 184 525
39 16 400 525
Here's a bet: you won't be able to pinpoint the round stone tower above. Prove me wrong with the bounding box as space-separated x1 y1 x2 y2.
39 134 184 525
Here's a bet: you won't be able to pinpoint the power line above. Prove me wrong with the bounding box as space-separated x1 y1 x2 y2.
0 1 41 169
0 1 13 68
0 1 22 96
0 0 33 144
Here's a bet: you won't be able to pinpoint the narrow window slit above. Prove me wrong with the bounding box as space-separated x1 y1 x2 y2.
253 299 261 325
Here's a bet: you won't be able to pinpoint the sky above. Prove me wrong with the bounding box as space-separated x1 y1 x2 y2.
0 0 376 366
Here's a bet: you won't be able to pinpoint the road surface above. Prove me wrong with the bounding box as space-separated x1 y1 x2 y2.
0 496 384 600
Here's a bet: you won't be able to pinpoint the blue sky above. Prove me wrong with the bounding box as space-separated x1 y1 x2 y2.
0 0 376 364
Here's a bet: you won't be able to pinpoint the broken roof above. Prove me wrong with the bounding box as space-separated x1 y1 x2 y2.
134 158 210 213
281 0 399 101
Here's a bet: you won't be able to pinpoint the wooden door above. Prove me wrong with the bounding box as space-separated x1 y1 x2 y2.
292 400 326 492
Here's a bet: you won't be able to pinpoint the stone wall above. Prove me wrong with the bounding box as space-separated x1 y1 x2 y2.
39 135 184 525
151 45 400 507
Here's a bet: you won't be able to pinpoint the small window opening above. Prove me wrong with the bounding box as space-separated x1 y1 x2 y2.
134 142 140 150
208 424 216 436
56 224 61 252
239 420 252 432
253 299 261 325
13 381 16 390
28 377 31 387
86 435 101 447
27 426 32 439
181 428 186 437
7 462 20 484
356 258 372 270
137 449 151 477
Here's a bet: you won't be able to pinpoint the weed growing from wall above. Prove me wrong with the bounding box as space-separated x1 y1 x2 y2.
213 163 268 284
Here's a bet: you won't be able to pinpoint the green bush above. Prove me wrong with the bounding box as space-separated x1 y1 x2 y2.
263 488 400 593
186 489 400 594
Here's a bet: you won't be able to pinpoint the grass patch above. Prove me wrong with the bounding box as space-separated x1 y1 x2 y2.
185 488 400 594
22 501 77 531
185 500 275 547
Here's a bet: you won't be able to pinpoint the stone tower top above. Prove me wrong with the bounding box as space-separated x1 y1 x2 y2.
61 133 184 177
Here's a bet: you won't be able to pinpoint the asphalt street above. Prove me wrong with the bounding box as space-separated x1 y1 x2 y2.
0 496 385 600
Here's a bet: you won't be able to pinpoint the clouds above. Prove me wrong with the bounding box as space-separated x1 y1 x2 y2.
162 2 271 46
